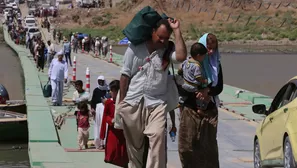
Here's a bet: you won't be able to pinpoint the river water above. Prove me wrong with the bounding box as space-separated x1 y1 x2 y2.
113 45 297 97
0 43 29 167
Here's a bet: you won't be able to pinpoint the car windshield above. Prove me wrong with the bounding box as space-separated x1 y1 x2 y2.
28 28 38 33
26 20 35 24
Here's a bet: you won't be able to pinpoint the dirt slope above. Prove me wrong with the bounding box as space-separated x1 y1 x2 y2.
52 0 297 43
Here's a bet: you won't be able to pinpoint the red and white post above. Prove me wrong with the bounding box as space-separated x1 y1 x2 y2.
109 45 113 63
86 67 90 93
81 41 85 53
72 56 76 81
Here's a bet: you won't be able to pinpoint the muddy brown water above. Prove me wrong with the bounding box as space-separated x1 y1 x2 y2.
113 45 296 97
0 44 29 167
0 44 24 100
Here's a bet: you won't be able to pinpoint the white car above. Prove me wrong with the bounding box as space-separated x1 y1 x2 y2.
6 2 17 9
11 3 17 9
24 17 37 27
27 27 41 39
25 14 35 19
3 7 12 15
3 8 12 21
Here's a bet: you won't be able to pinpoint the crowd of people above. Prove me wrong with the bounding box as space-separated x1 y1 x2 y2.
7 7 223 168
45 18 222 168
61 18 223 168
6 9 26 45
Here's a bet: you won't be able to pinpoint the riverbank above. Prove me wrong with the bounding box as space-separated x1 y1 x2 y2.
52 0 297 53
59 26 297 53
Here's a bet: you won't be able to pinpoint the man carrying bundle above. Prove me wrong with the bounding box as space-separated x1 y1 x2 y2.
118 7 187 168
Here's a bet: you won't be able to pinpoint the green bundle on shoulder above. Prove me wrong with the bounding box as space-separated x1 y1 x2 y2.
123 6 169 46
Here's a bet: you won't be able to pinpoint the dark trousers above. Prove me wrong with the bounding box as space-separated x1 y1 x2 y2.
65 52 72 66
73 44 78 53
37 55 45 70
179 103 219 168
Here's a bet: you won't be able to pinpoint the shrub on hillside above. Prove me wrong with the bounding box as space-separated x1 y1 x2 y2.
72 15 80 23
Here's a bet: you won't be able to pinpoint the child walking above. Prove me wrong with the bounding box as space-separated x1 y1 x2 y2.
77 102 90 150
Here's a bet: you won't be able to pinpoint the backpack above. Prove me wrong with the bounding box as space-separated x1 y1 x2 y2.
122 6 168 46
43 80 52 98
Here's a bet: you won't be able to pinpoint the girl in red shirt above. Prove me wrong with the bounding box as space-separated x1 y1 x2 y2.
77 102 90 150
100 80 128 168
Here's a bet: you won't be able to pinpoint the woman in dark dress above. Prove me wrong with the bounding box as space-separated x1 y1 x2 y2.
178 33 223 168
91 75 109 111
37 41 45 72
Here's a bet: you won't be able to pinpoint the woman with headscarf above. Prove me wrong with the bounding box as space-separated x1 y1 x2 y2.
178 33 223 168
37 41 45 72
91 75 109 111
91 75 109 149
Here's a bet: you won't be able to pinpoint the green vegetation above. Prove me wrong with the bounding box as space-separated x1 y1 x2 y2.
188 24 297 42
60 26 125 41
72 15 80 23
60 22 297 42
186 12 297 42
61 10 297 42
91 12 113 26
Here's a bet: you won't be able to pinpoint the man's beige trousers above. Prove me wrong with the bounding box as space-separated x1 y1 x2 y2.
119 99 166 168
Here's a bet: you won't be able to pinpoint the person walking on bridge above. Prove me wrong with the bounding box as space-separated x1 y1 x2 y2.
72 34 79 53
178 33 223 168
48 51 68 106
118 18 187 168
63 39 72 67
37 41 46 72
47 20 50 33
100 80 129 167
47 40 56 68
73 80 90 131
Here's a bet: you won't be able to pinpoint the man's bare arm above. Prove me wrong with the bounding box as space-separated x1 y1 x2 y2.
173 28 187 62
119 74 130 103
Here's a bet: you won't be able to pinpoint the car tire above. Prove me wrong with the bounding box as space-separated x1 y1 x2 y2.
254 139 270 168
284 137 297 168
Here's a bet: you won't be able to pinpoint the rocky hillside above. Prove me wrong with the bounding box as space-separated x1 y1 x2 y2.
52 0 297 44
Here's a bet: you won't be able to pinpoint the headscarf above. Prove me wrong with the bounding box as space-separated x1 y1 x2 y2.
97 75 109 91
56 50 63 56
198 33 221 87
